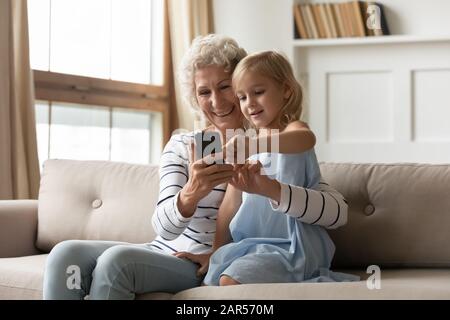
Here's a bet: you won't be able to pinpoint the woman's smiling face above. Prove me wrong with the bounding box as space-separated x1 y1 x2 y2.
194 65 243 132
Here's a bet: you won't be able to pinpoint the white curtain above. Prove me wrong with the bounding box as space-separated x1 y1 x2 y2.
0 0 40 199
167 0 214 132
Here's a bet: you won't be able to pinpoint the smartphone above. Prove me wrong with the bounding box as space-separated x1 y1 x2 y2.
194 131 222 164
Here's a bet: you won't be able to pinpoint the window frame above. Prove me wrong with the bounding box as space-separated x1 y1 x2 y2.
32 0 172 144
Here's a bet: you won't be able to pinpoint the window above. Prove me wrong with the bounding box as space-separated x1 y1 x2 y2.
35 101 162 168
28 0 170 170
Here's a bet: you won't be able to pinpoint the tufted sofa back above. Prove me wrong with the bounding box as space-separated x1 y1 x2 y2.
322 163 450 269
37 160 450 269
36 159 159 252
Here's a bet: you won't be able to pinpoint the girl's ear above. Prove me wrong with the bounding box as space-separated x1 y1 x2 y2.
283 82 293 99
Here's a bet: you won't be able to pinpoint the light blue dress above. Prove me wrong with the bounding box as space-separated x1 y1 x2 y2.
203 149 359 285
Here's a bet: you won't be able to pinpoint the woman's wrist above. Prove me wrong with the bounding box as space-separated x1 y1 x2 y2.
177 188 199 218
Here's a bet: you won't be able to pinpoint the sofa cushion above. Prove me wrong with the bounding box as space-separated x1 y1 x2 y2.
172 269 450 300
37 160 159 252
0 254 47 300
321 163 450 268
0 253 173 300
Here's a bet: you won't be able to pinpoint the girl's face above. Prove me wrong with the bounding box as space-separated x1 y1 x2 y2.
235 71 291 129
194 65 243 133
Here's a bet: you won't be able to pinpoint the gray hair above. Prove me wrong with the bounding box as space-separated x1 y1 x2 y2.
178 34 247 114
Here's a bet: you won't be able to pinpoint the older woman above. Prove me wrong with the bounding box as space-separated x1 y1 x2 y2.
43 34 348 300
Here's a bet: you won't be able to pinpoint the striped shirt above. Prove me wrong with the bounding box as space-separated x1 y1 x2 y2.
269 180 347 229
150 132 348 254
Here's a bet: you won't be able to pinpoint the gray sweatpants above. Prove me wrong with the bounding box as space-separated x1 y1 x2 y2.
43 240 202 300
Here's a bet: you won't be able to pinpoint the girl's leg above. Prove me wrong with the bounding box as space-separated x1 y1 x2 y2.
88 245 202 300
43 240 125 300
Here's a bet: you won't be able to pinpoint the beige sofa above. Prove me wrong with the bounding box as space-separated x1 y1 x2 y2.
1 159 450 300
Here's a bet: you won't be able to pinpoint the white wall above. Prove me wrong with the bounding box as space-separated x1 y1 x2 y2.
213 0 292 59
213 0 450 164
330 0 450 35
212 0 450 83
213 0 450 52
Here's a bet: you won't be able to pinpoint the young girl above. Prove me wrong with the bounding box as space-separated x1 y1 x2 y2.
202 51 358 286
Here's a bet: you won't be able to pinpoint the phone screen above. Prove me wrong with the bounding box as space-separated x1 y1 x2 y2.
194 131 222 161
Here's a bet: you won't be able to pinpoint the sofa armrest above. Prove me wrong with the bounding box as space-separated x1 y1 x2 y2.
0 200 41 257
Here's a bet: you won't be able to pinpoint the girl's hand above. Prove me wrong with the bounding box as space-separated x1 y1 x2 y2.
178 144 234 216
173 252 212 277
230 160 266 194
231 160 281 202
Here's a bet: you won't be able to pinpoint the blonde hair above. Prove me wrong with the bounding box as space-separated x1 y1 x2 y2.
178 34 247 114
232 51 303 129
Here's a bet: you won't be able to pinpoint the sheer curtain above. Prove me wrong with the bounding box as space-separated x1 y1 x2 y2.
0 0 40 200
167 0 214 132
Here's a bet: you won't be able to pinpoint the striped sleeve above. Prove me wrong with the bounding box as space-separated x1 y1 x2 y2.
151 134 194 240
269 178 348 229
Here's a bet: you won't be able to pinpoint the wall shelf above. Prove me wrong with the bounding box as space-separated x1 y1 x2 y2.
289 1 450 163
292 34 450 47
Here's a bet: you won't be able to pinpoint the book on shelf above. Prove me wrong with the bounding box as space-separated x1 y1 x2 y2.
304 4 320 38
360 1 374 36
331 3 345 37
293 1 390 39
365 1 390 36
350 1 366 36
293 4 309 39
300 4 314 38
313 4 327 38
340 2 353 37
324 3 338 38
318 4 333 38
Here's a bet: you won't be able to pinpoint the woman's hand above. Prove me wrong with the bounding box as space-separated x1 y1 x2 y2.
173 252 212 277
178 144 235 217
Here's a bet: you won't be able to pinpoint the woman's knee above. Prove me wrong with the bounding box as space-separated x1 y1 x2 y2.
46 240 90 268
90 245 145 299
94 245 137 275
44 240 93 296
219 275 240 286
